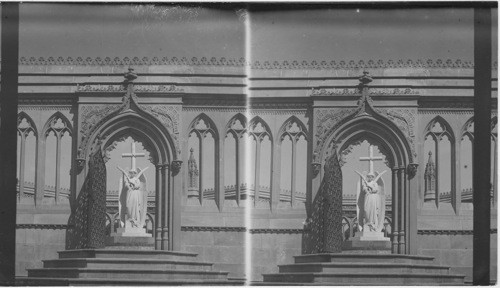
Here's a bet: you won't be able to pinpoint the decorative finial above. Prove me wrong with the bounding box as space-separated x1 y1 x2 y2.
358 70 372 86
124 67 138 83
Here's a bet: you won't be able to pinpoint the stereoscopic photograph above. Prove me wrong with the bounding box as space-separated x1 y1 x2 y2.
0 2 497 286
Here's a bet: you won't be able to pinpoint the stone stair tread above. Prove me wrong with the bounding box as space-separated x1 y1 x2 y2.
59 249 198 256
255 282 459 286
295 253 435 259
29 267 228 274
264 272 465 278
280 262 450 268
43 257 213 265
18 277 244 285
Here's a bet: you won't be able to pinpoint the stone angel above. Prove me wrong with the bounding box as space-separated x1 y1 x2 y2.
117 166 149 229
355 170 386 232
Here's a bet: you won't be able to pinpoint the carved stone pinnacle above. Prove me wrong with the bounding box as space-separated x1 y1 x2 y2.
124 67 138 83
359 70 373 86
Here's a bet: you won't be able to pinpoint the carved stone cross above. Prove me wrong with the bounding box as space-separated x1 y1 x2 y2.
121 142 145 171
359 145 384 174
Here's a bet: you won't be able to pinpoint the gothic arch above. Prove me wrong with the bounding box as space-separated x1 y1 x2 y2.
249 116 273 142
85 110 175 165
79 103 180 251
42 112 73 203
278 115 308 142
187 113 220 205
42 111 73 138
327 116 411 169
320 114 414 255
424 116 455 144
188 113 219 140
17 112 38 200
225 113 247 138
462 117 474 140
17 111 38 137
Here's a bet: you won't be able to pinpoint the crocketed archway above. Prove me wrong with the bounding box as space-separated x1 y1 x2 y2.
323 115 414 255
72 108 181 251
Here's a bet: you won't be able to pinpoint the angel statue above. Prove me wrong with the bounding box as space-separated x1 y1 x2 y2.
117 166 149 229
355 170 387 232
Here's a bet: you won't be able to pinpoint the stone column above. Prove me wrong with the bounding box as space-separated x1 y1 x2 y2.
217 137 224 211
398 167 405 254
391 167 399 254
55 132 62 203
198 137 203 205
408 163 419 254
454 138 462 214
235 137 241 205
271 140 281 212
18 132 26 199
434 138 440 206
254 138 261 204
161 163 168 250
35 135 46 205
170 160 183 251
155 164 163 250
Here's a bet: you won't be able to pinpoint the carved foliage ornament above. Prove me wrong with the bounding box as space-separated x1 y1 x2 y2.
77 84 183 93
78 104 121 159
377 108 417 159
140 104 181 155
313 73 417 163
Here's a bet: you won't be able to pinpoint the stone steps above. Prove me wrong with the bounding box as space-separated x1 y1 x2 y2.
262 272 465 285
28 267 229 280
43 258 214 271
58 249 198 260
24 248 243 285
278 262 452 274
262 253 465 285
294 253 436 264
18 277 244 286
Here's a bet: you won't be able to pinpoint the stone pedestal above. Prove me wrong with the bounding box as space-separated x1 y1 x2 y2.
343 230 391 251
112 227 152 238
106 226 154 248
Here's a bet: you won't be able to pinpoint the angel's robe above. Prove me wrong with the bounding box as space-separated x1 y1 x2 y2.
362 180 381 230
126 177 143 226
119 169 148 229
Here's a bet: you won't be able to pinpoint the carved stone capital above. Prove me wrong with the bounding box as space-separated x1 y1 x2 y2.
407 163 418 179
171 160 182 176
311 162 321 179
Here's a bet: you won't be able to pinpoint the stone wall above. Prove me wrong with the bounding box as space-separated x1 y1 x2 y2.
16 204 70 276
417 233 497 283
250 232 302 281
180 230 245 278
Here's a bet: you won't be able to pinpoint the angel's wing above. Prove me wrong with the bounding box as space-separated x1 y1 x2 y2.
117 166 131 181
373 170 387 183
136 166 149 179
355 170 368 186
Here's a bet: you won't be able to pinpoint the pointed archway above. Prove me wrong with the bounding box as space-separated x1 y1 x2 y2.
71 69 181 251
312 71 417 255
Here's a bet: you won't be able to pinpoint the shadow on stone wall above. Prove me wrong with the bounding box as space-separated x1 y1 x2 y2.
302 150 343 254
